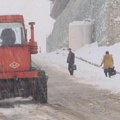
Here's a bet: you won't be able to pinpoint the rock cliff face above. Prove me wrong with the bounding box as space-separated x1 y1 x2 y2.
106 0 120 45
47 0 120 52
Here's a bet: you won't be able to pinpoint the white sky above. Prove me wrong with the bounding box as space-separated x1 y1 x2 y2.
0 0 54 52
44 42 120 94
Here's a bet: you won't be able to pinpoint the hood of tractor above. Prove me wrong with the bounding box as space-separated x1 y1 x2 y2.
0 46 31 72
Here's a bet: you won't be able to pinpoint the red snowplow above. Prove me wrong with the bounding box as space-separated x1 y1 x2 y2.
0 15 47 103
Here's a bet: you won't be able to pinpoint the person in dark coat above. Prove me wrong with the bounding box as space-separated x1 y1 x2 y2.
1 28 16 45
67 48 75 75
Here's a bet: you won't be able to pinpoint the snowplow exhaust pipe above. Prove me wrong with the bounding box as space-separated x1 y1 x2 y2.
29 22 38 54
29 22 35 42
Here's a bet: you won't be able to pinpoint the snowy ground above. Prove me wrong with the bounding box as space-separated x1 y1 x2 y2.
0 42 120 120
44 42 120 94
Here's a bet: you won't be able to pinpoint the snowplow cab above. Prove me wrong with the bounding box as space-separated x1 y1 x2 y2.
0 15 47 103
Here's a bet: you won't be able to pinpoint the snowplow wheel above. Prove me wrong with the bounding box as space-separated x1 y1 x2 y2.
33 70 47 103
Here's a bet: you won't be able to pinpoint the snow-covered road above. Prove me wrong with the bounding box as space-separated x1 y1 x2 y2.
0 54 120 120
0 103 84 120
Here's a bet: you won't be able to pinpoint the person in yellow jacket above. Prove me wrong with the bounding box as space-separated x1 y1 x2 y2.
100 51 114 77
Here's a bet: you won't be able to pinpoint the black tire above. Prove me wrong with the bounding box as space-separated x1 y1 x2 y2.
33 70 47 103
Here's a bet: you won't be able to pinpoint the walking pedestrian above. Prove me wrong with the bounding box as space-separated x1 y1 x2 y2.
100 51 114 77
67 48 75 75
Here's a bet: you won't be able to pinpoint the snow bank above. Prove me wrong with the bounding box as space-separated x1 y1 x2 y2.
46 42 120 94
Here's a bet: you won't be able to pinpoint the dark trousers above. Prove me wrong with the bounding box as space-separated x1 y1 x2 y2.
104 68 112 77
68 64 74 75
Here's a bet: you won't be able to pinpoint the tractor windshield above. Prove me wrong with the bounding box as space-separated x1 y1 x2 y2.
0 23 25 46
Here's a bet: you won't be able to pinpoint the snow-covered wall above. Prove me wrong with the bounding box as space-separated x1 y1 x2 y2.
69 21 93 51
47 0 120 52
